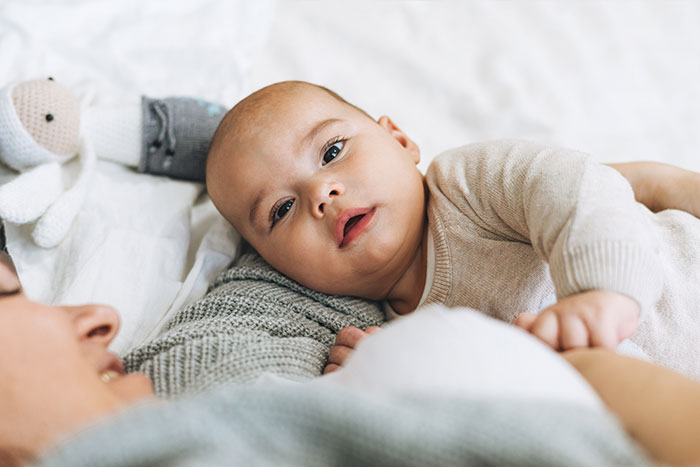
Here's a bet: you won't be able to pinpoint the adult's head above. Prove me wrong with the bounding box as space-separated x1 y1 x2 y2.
206 81 426 301
0 250 153 461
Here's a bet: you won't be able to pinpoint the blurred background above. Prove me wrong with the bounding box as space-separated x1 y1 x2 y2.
249 1 700 173
2 0 699 171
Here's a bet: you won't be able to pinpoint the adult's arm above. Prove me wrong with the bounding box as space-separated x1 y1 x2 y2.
564 348 700 465
606 161 700 218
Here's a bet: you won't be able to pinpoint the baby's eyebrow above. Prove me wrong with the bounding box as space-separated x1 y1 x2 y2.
249 191 266 227
249 186 277 231
300 118 343 151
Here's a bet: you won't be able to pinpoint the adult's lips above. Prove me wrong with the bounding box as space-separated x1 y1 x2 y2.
336 207 376 248
99 352 125 383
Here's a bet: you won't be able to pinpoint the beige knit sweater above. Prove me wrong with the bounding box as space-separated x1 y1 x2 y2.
424 140 700 380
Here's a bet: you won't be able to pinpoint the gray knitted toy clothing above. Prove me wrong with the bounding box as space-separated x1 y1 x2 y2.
123 251 385 398
139 96 226 182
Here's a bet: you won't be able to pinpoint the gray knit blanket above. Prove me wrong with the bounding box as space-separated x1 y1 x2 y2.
123 250 385 398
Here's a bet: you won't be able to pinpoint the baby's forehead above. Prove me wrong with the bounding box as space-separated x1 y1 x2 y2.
235 106 349 155
247 91 342 129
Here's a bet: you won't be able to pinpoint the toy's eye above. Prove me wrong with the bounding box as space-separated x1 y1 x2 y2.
45 114 54 122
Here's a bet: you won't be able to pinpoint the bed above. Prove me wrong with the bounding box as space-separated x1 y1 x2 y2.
1 1 699 462
3 0 699 354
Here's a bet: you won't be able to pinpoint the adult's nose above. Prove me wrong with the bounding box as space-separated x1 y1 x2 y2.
67 303 121 347
309 179 344 218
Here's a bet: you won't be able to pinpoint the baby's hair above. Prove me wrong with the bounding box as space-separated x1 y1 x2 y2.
206 81 371 181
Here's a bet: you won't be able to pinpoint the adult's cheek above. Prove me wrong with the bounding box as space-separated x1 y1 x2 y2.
108 372 155 403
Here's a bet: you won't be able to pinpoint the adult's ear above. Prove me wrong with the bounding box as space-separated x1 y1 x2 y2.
377 115 420 165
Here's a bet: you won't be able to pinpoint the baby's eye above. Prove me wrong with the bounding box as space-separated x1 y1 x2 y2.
322 140 344 166
271 199 294 227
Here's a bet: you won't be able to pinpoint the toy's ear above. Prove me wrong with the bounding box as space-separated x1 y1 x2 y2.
0 78 81 171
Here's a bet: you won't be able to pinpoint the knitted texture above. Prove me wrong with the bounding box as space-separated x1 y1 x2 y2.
123 251 385 398
139 96 226 182
12 79 80 157
0 82 74 171
425 140 700 380
82 104 142 167
0 162 62 223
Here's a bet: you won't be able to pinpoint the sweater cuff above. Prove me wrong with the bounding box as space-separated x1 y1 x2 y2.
549 240 663 318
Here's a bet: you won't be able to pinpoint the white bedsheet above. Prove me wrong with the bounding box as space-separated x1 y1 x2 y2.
0 0 273 353
1 1 699 354
248 1 700 173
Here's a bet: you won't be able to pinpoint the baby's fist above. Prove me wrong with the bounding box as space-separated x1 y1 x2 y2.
324 325 382 374
514 290 640 351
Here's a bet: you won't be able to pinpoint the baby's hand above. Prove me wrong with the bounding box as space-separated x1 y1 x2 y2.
513 290 640 351
323 325 382 374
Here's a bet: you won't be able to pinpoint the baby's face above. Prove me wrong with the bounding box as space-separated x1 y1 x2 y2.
208 85 426 300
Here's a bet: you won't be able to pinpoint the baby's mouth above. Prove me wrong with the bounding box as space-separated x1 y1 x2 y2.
344 215 364 236
337 207 376 248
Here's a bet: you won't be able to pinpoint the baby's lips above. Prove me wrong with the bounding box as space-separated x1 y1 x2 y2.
335 207 374 247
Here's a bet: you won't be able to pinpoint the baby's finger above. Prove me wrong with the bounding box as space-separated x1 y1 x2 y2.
323 363 341 375
529 309 560 350
513 312 538 331
559 313 590 350
334 326 367 349
585 315 619 350
327 344 355 367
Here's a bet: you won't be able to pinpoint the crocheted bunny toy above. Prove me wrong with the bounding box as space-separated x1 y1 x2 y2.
0 78 94 248
0 78 226 248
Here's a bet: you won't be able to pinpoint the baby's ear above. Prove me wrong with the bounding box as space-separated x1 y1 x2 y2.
377 115 420 164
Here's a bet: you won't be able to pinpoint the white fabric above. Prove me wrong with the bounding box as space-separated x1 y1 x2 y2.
0 162 62 223
247 2 700 173
317 307 603 411
83 104 142 167
0 0 273 354
31 135 95 248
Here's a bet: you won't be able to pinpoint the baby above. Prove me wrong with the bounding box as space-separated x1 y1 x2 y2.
206 81 700 377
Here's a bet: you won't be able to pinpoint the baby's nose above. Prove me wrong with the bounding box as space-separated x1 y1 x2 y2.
309 178 343 217
313 188 341 218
